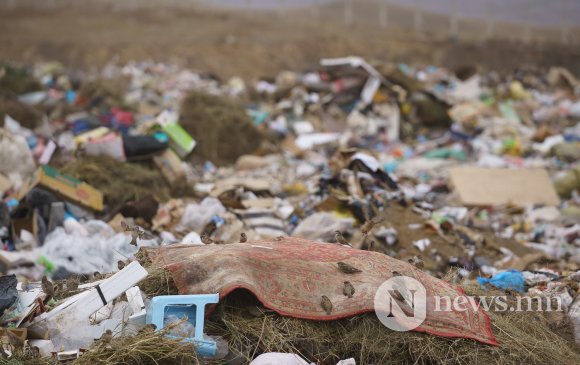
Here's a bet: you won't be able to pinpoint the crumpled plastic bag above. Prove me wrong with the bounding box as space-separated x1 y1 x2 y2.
178 197 226 232
250 353 356 365
164 314 196 337
477 269 525 292
181 231 202 245
0 128 36 188
0 275 18 316
41 220 156 274
292 212 354 242
250 353 311 365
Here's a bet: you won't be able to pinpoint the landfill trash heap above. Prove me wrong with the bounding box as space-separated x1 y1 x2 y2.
0 57 579 364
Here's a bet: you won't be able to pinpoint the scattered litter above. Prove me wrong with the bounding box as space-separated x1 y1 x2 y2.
0 55 579 363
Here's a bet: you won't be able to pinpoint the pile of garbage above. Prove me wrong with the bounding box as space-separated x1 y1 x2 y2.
0 57 579 364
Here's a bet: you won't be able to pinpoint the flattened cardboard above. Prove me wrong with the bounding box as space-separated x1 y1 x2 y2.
153 149 186 186
18 166 104 211
241 198 276 209
0 250 40 272
449 167 560 206
0 328 27 342
11 209 38 243
107 213 126 233
73 126 110 148
210 178 271 198
448 101 486 123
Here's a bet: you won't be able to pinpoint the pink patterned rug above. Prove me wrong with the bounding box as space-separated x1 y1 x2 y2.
145 236 497 345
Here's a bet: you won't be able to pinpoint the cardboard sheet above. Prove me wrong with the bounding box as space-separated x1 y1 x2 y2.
449 167 560 206
153 149 186 186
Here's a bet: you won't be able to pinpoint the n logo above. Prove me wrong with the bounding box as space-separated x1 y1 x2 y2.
374 276 427 331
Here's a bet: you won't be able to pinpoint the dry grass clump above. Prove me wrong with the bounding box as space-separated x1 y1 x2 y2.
139 266 179 297
78 79 130 110
74 324 201 365
0 98 42 129
0 63 42 96
62 156 171 212
0 353 56 365
136 248 179 297
180 91 264 165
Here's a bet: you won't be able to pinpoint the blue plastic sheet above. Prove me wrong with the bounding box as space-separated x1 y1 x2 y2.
477 269 525 292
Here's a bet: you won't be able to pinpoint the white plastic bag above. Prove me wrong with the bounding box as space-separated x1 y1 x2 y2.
178 197 226 231
250 353 311 365
41 220 156 274
292 212 354 242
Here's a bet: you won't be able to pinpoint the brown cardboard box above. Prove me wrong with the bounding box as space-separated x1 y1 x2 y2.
18 166 103 211
0 328 27 342
11 209 38 242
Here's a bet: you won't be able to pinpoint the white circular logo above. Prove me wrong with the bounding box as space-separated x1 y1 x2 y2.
374 276 427 331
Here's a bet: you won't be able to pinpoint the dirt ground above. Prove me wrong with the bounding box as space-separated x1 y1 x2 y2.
1 4 580 79
378 204 531 275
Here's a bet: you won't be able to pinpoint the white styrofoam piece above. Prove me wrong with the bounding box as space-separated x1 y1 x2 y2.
29 340 55 358
124 310 147 335
90 302 114 325
26 262 148 349
87 318 123 341
111 301 132 322
126 286 145 314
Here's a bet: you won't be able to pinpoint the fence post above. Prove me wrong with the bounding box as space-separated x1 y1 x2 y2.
278 0 284 18
413 0 422 34
522 5 531 43
485 0 495 39
379 0 388 28
449 0 459 38
312 0 320 20
560 3 568 44
344 0 354 26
